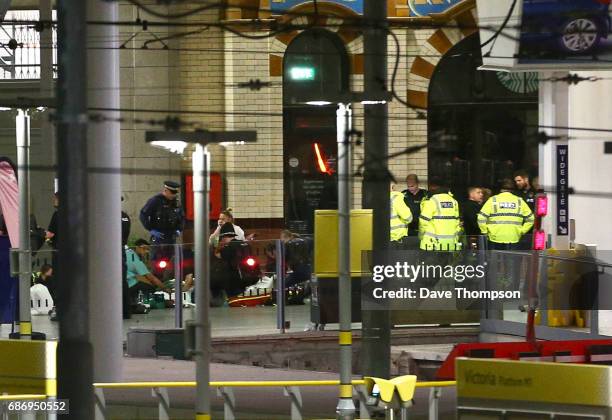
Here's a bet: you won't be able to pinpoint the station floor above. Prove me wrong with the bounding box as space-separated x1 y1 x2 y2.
0 303 334 340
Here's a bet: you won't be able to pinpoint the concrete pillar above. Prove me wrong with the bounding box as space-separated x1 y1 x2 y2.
568 71 612 250
538 72 569 250
87 0 122 381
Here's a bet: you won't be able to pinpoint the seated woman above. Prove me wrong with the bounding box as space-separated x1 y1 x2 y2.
210 208 254 247
30 264 54 316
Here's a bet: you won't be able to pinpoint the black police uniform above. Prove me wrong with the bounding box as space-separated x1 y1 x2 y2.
461 199 482 237
515 188 536 240
402 188 429 236
139 182 184 260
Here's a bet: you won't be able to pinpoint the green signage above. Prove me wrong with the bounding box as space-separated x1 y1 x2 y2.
289 66 316 81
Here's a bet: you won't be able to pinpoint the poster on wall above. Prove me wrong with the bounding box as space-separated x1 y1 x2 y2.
477 0 612 70
408 0 464 16
270 0 364 14
270 0 464 16
518 0 612 64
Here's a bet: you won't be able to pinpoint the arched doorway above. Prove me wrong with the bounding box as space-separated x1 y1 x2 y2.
428 34 539 201
283 29 349 233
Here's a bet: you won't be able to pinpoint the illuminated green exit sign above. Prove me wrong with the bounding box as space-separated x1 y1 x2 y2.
289 66 316 81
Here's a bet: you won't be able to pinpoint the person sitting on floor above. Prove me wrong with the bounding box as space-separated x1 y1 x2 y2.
125 239 168 303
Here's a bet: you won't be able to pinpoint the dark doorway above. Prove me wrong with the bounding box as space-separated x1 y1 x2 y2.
428 34 539 201
283 29 349 233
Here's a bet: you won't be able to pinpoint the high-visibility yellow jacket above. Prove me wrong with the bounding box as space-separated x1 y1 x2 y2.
477 191 534 244
390 191 413 242
419 192 461 251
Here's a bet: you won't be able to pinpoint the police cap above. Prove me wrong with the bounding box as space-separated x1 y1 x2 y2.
163 180 180 193
219 222 237 238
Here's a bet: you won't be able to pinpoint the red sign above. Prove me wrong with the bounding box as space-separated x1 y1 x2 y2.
184 172 223 221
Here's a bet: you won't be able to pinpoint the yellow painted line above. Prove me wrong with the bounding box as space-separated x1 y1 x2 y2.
94 380 456 389
339 331 352 345
0 394 47 401
195 414 211 420
339 384 353 398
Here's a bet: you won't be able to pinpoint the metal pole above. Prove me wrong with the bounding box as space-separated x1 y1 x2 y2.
337 103 355 420
193 144 211 419
16 109 32 339
56 0 93 417
276 239 286 333
362 0 391 379
87 0 122 382
174 241 183 328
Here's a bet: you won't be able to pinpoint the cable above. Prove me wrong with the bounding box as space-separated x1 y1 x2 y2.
480 0 517 51
100 0 224 20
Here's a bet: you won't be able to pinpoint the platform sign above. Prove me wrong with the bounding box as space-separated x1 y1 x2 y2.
270 0 364 14
557 145 569 236
457 358 612 407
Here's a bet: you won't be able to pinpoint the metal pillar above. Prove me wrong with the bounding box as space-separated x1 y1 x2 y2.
39 0 56 221
336 103 355 419
16 109 32 339
56 0 93 417
87 0 122 382
193 144 212 419
538 72 569 250
361 0 391 379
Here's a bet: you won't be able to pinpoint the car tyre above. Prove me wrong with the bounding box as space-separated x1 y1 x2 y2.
558 17 602 54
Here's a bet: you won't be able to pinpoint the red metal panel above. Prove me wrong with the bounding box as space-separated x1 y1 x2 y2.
184 172 223 221
437 339 612 380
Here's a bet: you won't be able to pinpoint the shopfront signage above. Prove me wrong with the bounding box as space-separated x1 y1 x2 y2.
557 145 569 236
270 0 465 16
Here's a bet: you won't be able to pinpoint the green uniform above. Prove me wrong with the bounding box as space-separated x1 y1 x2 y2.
419 192 461 251
477 191 534 244
390 191 413 242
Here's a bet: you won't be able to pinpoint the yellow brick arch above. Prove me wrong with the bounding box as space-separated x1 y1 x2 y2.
406 0 478 109
268 1 364 77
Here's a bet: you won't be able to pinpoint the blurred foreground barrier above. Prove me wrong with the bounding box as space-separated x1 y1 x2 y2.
93 379 456 420
0 339 57 419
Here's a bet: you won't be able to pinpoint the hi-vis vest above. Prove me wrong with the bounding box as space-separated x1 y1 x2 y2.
390 191 413 242
477 191 534 244
419 192 461 251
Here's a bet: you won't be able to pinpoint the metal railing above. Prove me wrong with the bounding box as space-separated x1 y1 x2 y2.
92 380 456 420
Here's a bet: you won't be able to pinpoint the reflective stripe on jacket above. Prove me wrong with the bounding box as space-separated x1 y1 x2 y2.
390 191 413 242
477 191 535 244
419 192 461 251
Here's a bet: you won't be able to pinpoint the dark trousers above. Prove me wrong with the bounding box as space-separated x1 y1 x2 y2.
122 250 131 318
487 241 520 251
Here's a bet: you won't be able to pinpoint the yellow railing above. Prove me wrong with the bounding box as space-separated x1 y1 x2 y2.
91 379 456 420
0 394 47 401
93 380 456 389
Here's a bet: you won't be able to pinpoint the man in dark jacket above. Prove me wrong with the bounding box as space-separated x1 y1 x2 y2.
462 186 484 237
402 174 429 237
